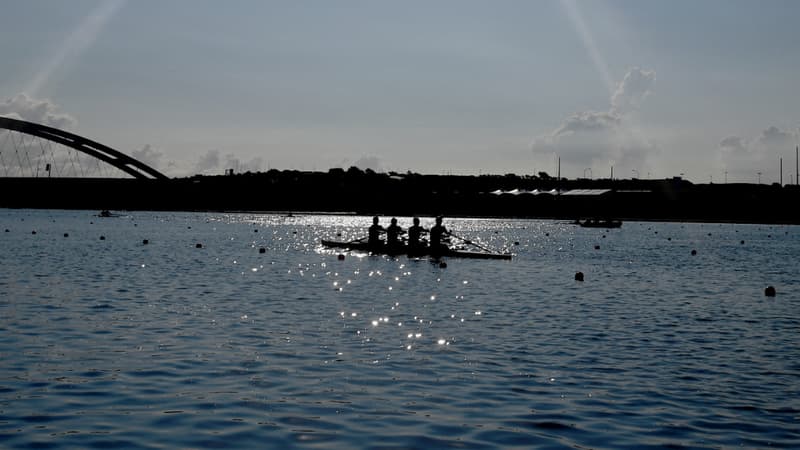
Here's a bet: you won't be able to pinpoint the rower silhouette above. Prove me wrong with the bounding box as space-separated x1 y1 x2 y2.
407 217 428 252
386 217 405 250
367 216 385 249
429 216 451 255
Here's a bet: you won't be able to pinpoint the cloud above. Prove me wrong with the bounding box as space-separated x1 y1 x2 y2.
131 144 163 169
194 150 221 174
0 93 78 129
755 126 794 151
188 150 265 175
532 67 657 173
352 155 383 172
224 154 264 173
336 155 385 172
717 126 799 181
611 68 656 115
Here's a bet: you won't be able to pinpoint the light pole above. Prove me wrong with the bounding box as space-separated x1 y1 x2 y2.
632 169 639 179
757 172 762 184
583 168 592 179
724 171 728 184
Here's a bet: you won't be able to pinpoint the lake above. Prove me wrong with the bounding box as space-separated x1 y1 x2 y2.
1 209 798 449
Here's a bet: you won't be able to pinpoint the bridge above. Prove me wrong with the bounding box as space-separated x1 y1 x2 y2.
0 116 168 179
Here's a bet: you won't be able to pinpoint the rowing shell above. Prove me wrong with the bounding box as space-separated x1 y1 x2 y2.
321 239 512 260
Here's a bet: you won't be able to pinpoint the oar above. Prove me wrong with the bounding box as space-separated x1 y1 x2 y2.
449 232 494 253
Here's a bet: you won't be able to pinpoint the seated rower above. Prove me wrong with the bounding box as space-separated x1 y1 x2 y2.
386 217 405 249
407 217 428 251
367 216 385 248
429 216 451 255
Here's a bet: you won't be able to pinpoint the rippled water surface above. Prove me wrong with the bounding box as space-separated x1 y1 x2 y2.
1 209 798 449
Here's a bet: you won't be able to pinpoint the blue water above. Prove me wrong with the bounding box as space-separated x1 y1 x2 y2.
0 209 798 449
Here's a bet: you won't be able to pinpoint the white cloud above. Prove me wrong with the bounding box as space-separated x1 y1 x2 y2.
131 144 163 169
717 126 799 182
336 155 385 172
611 68 656 115
194 150 221 174
0 93 77 129
186 150 265 175
224 153 264 173
531 67 657 175
352 155 383 172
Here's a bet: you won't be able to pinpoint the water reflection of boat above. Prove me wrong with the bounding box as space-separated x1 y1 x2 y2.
320 240 512 260
577 219 622 228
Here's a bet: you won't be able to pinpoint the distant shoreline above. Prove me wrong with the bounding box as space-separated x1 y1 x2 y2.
2 169 799 225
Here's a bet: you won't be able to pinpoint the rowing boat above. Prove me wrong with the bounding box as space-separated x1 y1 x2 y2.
320 239 512 260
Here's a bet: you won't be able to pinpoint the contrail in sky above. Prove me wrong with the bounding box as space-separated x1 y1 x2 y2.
559 0 615 97
26 0 127 97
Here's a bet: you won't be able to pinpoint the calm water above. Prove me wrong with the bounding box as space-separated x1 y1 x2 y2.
0 209 798 449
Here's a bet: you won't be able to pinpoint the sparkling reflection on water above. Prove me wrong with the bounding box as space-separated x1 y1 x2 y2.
0 210 798 449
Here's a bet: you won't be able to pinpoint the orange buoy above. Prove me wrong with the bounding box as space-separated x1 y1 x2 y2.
575 271 584 281
195 243 203 248
337 254 345 260
143 239 149 245
691 249 697 256
764 286 776 297
259 247 266 254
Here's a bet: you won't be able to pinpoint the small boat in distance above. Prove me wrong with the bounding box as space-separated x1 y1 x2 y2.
320 239 513 260
96 210 122 218
577 218 622 228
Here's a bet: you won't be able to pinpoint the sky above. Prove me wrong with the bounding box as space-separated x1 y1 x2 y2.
1 0 799 183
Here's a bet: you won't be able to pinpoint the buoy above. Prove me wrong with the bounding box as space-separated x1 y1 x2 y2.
514 241 520 246
100 236 105 240
602 235 606 239
691 249 697 256
254 229 258 233
575 271 584 281
594 245 600 250
293 231 297 234
143 239 149 245
31 230 36 235
195 243 203 248
63 233 69 238
439 261 447 268
764 286 776 297
337 254 345 260
740 240 745 245
187 226 191 229
545 233 549 236
259 247 266 254
336 232 342 237
4 229 8 232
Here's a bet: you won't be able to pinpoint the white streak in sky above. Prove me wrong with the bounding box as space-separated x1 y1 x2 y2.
25 0 127 96
559 0 615 96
